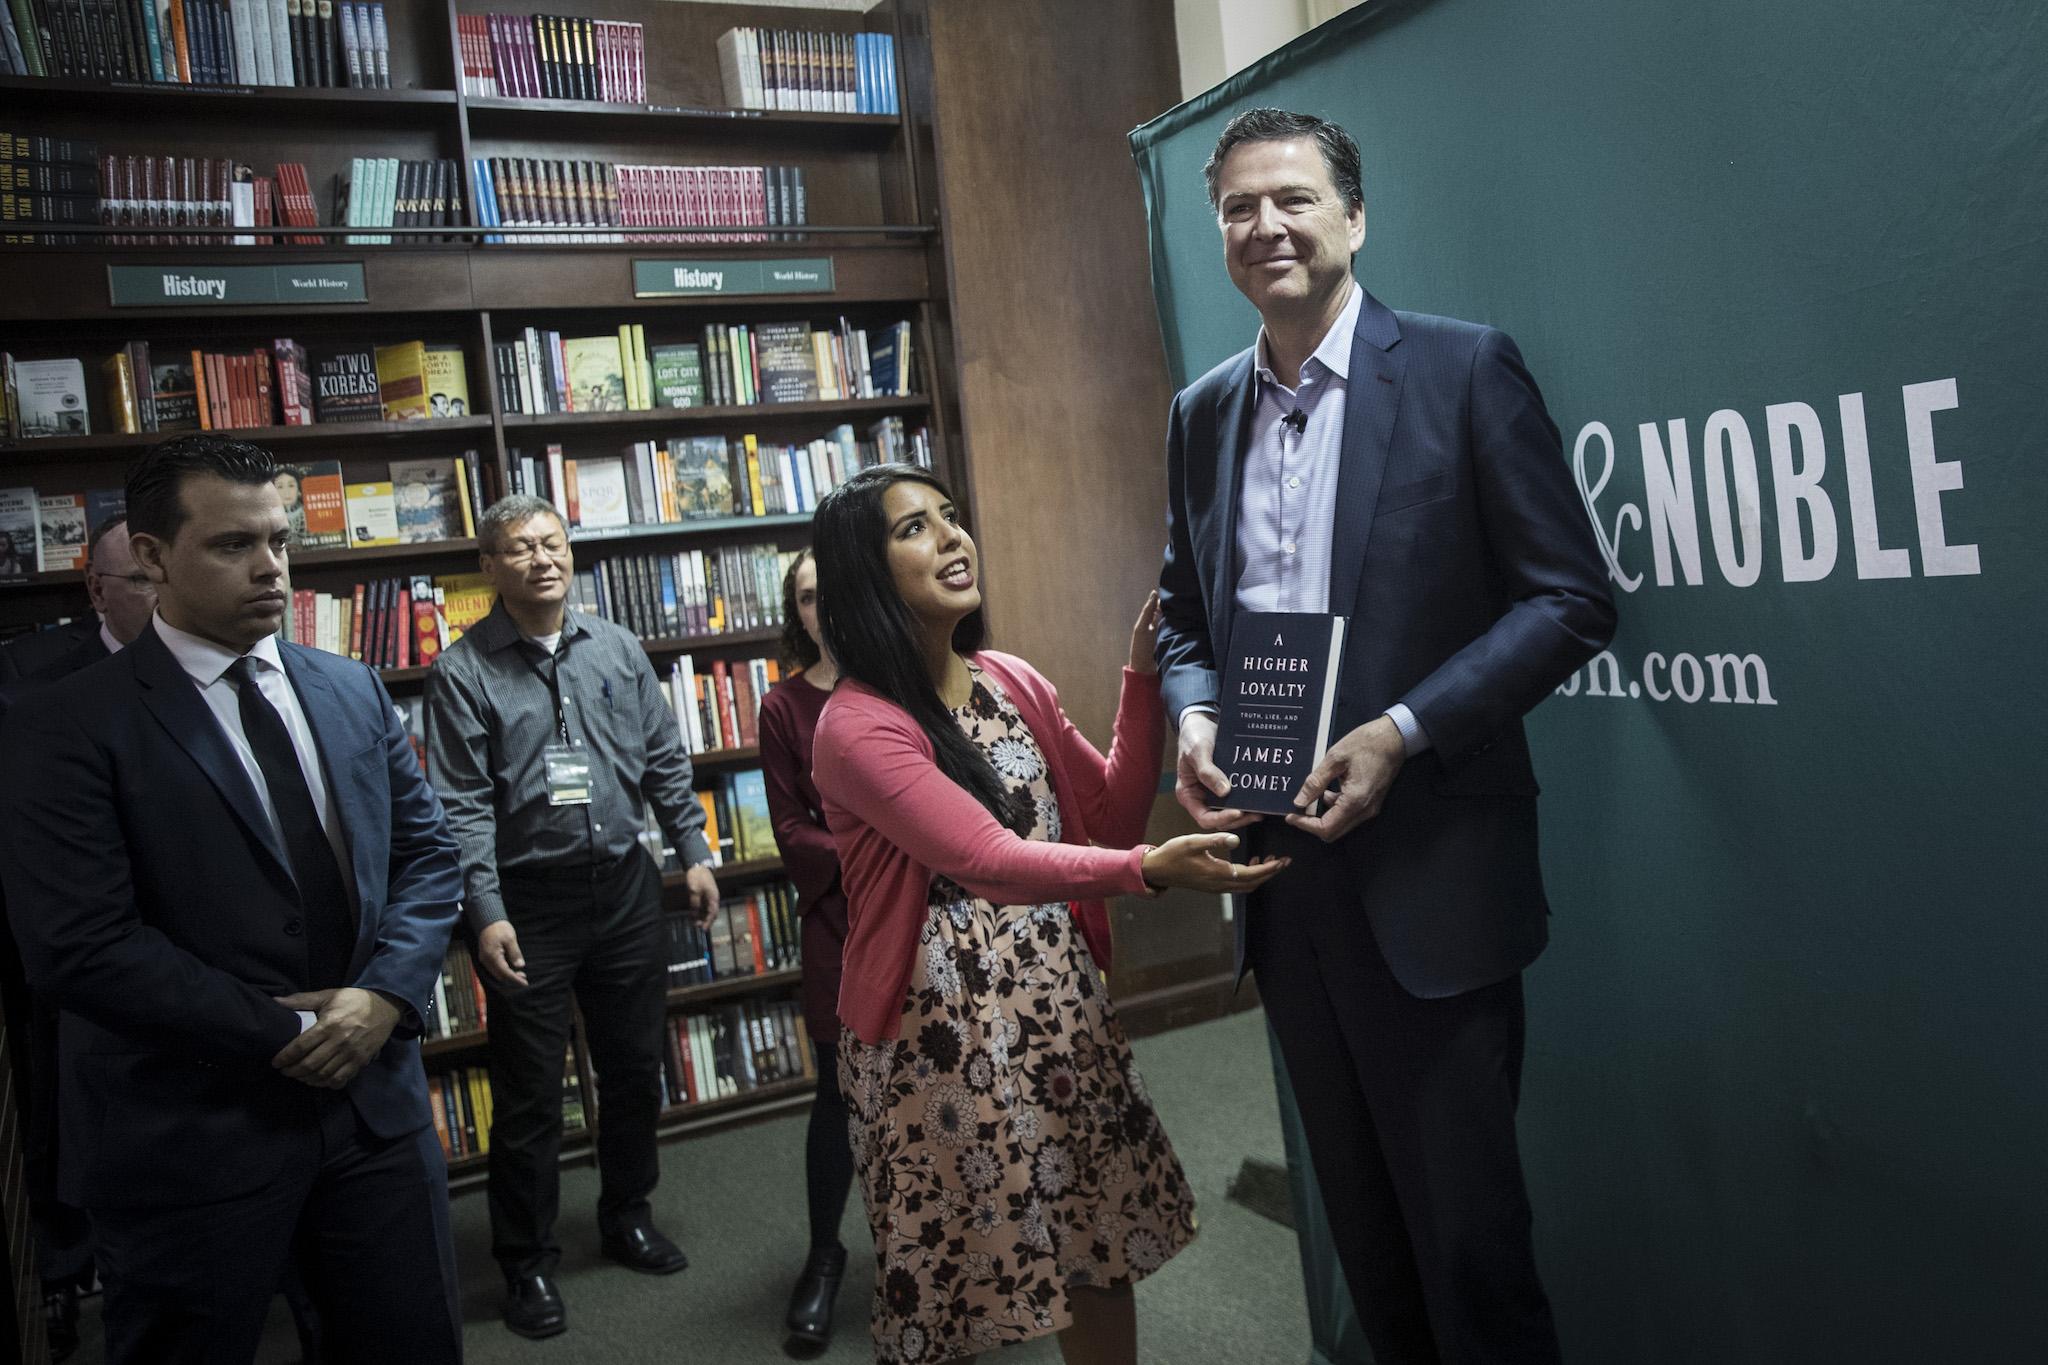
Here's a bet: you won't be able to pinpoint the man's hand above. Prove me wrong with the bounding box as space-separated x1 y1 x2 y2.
1285 715 1407 843
476 920 529 988
270 987 402 1090
1174 712 1263 832
684 863 719 926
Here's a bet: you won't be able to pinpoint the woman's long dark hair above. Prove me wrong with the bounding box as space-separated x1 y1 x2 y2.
812 464 1018 828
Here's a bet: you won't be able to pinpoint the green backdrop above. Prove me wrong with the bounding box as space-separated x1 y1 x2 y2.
1130 1 2046 1359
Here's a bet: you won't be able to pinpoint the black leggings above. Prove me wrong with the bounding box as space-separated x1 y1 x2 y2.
805 1039 855 1251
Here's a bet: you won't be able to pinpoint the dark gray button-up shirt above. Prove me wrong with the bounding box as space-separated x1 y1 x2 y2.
424 600 712 932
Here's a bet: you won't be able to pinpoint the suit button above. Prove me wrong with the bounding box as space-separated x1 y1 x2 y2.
284 918 303 936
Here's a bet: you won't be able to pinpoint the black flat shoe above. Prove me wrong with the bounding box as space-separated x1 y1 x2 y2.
600 1222 689 1275
783 1243 848 1350
503 1273 567 1339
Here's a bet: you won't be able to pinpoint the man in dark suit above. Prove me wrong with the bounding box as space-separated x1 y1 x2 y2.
1155 110 1616 1365
0 436 467 1364
0 513 156 1357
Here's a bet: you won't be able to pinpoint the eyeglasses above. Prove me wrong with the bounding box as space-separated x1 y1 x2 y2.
92 571 156 593
487 536 569 567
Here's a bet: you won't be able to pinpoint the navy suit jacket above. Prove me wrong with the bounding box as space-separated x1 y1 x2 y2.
1157 286 1616 998
0 621 463 1208
0 618 104 685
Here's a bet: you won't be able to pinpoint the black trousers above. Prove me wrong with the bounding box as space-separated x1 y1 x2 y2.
1249 825 1561 1365
804 1038 855 1251
487 848 667 1278
89 1091 461 1365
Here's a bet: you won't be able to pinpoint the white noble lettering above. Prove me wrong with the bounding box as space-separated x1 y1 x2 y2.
1901 378 1978 577
1764 401 1838 583
1639 418 1704 587
1701 408 1763 588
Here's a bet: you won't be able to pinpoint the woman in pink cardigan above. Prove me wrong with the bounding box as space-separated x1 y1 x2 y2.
810 464 1285 1365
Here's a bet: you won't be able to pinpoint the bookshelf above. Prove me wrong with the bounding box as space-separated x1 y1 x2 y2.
0 0 953 1186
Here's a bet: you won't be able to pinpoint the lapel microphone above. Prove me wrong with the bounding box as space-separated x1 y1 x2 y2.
1282 408 1308 434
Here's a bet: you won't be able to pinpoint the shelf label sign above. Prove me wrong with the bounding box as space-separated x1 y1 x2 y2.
107 263 369 307
632 258 835 298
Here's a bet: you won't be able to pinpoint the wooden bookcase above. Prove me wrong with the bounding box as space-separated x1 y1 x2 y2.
0 0 953 1192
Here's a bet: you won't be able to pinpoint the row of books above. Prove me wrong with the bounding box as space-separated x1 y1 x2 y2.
287 567 494 671
714 26 898 116
456 11 643 103
338 157 466 244
697 319 914 407
428 1048 586 1163
424 938 488 1041
0 484 108 578
657 998 814 1112
471 158 806 245
666 652 778 757
0 0 390 88
85 156 322 246
697 768 775 866
665 882 800 988
280 454 489 552
553 539 796 644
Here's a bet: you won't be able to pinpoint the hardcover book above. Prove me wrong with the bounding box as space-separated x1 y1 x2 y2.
651 342 703 409
150 358 202 432
277 460 348 550
424 344 471 417
562 335 626 412
374 340 430 420
310 344 381 423
11 358 90 437
752 322 817 404
1209 611 1349 816
37 492 88 572
344 481 401 547
570 456 631 529
0 486 39 578
671 436 735 519
388 457 464 543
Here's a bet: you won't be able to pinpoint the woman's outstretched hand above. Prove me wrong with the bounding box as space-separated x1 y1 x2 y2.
1130 591 1162 675
1140 833 1288 894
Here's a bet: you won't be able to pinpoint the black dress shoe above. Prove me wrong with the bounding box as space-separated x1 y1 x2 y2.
503 1273 567 1339
600 1222 689 1275
784 1243 848 1350
44 1287 80 1362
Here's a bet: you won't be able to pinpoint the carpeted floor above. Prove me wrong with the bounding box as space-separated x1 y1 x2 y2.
70 1007 1310 1364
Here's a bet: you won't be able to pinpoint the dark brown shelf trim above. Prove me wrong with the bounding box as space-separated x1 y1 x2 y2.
567 513 811 546
0 417 494 462
377 629 781 687
664 856 783 887
291 537 481 568
656 1075 814 1128
0 74 460 108
665 966 803 1010
421 1031 488 1058
687 745 762 771
464 97 899 129
504 396 928 434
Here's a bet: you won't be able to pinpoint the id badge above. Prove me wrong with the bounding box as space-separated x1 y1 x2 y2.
543 745 593 806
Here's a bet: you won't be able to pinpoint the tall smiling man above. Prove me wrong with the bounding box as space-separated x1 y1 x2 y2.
0 436 466 1364
1155 110 1616 1364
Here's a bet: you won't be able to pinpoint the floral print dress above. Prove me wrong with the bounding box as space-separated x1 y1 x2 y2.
839 666 1198 1364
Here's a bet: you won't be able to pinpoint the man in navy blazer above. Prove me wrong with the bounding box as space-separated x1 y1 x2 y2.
0 436 466 1364
1156 111 1615 1365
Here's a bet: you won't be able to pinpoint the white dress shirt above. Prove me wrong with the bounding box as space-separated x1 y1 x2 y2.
153 613 360 907
1189 282 1429 755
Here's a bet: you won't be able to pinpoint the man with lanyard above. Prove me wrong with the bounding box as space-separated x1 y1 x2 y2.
425 494 720 1340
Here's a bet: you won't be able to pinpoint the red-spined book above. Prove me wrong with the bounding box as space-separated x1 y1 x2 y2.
732 660 758 746
746 897 770 973
293 588 316 644
349 581 367 660
251 349 275 427
410 576 441 669
394 584 413 669
271 338 314 425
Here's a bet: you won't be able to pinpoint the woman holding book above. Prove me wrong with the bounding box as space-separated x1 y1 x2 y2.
758 548 860 1351
809 464 1286 1365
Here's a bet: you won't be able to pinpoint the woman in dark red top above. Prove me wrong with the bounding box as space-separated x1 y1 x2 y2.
758 547 856 1351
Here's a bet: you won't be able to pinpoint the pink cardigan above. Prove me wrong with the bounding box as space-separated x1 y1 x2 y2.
811 651 1165 1044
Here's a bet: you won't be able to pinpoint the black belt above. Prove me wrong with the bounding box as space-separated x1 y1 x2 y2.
501 847 644 884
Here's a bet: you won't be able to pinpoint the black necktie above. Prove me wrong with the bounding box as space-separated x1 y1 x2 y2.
228 656 354 990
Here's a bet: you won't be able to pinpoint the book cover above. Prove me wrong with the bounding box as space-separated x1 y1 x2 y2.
752 321 817 404
277 460 347 550
423 343 470 418
650 342 704 409
100 352 141 434
36 492 88 572
310 343 380 422
1209 611 1350 816
11 358 90 437
435 571 495 642
84 488 126 539
0 487 39 578
570 456 630 529
374 339 429 420
730 768 775 862
388 457 464 543
344 480 400 548
562 335 625 412
667 437 731 521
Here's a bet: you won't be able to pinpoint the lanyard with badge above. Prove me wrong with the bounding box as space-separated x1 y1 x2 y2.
528 640 593 807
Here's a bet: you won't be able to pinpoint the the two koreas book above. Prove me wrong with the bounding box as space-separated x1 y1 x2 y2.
1210 611 1348 816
